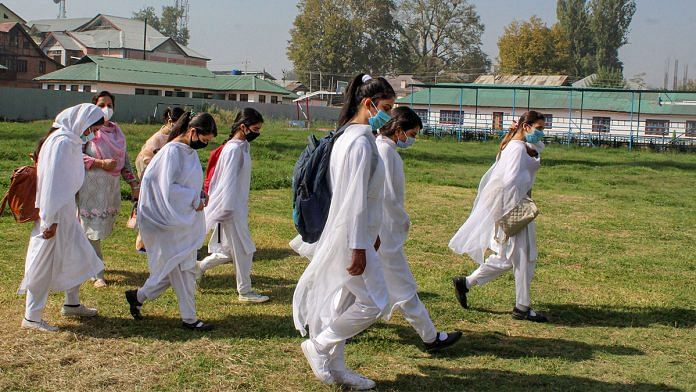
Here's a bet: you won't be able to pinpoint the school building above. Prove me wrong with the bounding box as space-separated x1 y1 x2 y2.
398 84 696 145
35 55 298 104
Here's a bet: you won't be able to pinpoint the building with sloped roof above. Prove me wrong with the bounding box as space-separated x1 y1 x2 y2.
0 3 26 25
0 22 62 88
35 55 297 104
398 83 696 141
28 14 208 67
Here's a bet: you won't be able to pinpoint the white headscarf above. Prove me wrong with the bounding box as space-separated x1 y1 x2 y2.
36 104 104 225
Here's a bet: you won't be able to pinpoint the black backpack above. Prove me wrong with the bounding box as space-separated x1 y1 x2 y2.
292 125 349 243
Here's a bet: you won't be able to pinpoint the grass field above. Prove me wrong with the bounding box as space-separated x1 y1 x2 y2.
0 120 694 391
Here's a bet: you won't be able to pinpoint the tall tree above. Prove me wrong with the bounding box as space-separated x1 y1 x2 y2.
132 7 160 32
397 0 489 82
588 0 636 71
133 5 189 46
497 16 571 74
287 0 401 85
588 65 626 88
557 0 594 76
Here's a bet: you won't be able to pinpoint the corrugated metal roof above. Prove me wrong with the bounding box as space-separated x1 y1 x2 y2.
474 74 569 86
35 56 295 95
398 84 696 116
29 18 92 33
0 21 16 32
50 32 82 51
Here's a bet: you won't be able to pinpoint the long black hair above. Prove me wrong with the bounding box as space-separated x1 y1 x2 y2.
337 74 396 127
162 106 186 124
380 107 423 138
167 112 218 142
228 108 264 142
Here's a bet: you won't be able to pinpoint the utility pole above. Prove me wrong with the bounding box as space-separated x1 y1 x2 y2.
143 17 147 60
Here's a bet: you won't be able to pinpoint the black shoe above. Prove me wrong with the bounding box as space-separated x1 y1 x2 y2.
511 307 548 323
424 331 463 353
182 320 215 331
125 290 143 320
453 277 469 309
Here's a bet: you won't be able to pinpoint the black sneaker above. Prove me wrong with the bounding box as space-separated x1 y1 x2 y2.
125 289 143 320
511 307 548 323
424 331 463 353
182 320 215 331
452 277 469 309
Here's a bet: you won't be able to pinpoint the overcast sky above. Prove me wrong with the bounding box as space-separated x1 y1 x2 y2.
6 0 694 87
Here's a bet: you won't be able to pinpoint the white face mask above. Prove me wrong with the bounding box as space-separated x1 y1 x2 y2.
101 107 113 122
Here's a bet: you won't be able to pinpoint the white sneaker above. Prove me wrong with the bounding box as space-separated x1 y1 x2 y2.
301 340 334 384
61 304 98 317
21 318 59 332
238 290 270 303
333 369 376 390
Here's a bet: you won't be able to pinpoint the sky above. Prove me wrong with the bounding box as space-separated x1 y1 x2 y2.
5 0 695 88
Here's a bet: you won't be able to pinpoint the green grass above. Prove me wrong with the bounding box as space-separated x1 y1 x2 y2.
0 120 694 391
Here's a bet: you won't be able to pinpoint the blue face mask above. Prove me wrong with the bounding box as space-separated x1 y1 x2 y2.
525 128 545 144
396 134 416 149
80 132 95 144
368 102 391 131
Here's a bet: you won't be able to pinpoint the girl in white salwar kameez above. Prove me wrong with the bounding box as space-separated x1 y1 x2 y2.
450 111 549 323
197 108 269 303
376 107 462 352
19 103 106 332
125 112 217 331
291 74 395 390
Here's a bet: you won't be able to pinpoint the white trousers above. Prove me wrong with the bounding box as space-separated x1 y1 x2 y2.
313 275 383 359
24 284 80 321
396 295 438 343
467 241 536 309
200 224 253 294
137 264 197 324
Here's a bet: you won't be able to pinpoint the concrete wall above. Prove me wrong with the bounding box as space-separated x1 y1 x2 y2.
0 87 340 123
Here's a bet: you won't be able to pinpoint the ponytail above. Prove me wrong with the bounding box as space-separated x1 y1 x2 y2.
33 127 59 163
337 73 396 127
168 112 218 142
162 106 185 124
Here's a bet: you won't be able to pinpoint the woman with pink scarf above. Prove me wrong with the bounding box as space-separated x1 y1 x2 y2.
79 91 139 288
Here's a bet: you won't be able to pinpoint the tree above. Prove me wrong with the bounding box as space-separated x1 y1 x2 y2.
397 0 489 82
287 0 401 85
588 0 636 71
557 0 594 76
683 80 696 92
588 66 626 88
133 5 189 46
497 16 571 74
132 7 160 31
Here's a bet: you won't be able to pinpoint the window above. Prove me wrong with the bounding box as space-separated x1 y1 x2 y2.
39 61 46 73
492 112 504 130
58 84 66 91
685 121 696 137
228 93 237 101
240 94 249 102
414 109 429 122
165 91 173 97
645 119 669 136
400 80 407 89
16 60 27 73
592 117 611 133
147 89 161 96
46 84 54 90
213 93 226 100
270 95 278 104
439 110 463 125
83 85 91 93
175 91 187 98
204 93 213 99
258 94 266 103
23 38 30 49
135 88 145 95
192 92 205 98
70 85 79 91
9 31 18 47
543 114 553 129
